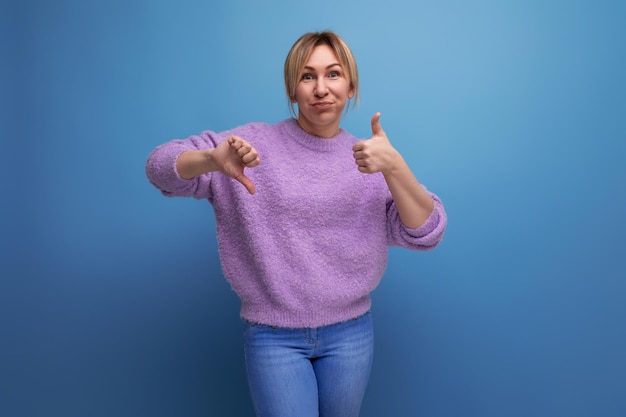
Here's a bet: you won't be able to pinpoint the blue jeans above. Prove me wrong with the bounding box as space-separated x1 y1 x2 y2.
242 312 374 417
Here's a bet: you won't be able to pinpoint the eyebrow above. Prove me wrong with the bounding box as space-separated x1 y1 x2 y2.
303 63 342 71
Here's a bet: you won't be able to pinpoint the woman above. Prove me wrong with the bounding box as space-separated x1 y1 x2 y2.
146 30 447 417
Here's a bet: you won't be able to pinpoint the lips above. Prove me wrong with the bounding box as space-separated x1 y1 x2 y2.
312 102 333 110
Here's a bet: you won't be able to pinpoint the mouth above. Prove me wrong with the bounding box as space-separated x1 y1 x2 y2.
312 101 334 110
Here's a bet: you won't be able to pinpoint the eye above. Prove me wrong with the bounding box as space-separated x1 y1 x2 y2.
301 73 314 81
328 71 340 78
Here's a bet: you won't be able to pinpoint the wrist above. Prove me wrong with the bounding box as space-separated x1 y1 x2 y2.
202 148 219 173
381 149 404 177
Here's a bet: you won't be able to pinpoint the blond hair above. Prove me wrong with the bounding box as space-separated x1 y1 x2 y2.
284 31 359 117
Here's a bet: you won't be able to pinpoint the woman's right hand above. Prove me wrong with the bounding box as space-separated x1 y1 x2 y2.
176 136 260 194
211 136 261 194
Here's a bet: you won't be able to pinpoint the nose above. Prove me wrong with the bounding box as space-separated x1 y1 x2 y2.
314 78 328 96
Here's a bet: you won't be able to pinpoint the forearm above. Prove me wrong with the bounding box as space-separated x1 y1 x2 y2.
176 149 218 179
383 155 434 229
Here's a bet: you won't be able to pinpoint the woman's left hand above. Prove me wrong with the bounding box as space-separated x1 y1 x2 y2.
352 113 400 175
353 112 435 228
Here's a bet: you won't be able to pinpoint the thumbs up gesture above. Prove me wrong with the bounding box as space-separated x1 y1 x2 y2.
213 135 261 194
352 113 400 175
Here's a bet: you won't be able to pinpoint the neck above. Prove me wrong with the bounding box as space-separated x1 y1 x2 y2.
296 118 340 139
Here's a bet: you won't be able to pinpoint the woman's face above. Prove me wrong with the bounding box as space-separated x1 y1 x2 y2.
293 44 354 138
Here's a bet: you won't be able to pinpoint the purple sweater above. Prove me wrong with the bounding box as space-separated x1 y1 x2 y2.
146 118 447 328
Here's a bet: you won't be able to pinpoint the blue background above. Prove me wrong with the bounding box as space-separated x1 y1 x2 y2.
2 1 625 416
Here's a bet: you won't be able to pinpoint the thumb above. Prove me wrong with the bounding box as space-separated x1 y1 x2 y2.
234 173 256 195
371 112 383 136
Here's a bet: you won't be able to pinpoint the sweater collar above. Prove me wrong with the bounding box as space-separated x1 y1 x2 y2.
280 118 353 152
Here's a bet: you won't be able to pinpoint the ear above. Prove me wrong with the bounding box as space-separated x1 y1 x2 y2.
348 85 355 99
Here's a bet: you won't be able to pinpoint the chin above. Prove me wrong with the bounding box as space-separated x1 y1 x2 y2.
314 111 341 122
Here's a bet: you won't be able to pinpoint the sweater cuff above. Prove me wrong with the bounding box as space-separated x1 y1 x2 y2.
403 207 440 238
145 145 196 196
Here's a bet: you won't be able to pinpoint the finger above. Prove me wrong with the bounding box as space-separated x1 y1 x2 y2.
242 153 261 167
239 146 258 161
227 135 239 147
357 165 371 174
352 141 364 152
237 144 259 161
370 112 383 136
229 137 256 162
237 144 252 157
228 135 249 152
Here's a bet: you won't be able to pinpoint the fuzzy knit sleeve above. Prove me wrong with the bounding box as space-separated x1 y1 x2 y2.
386 187 447 250
145 131 220 200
